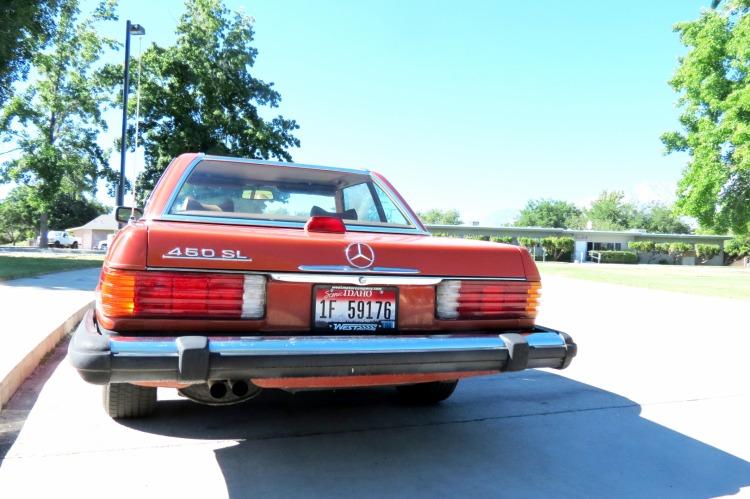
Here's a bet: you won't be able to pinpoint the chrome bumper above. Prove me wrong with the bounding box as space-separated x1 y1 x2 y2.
68 310 577 385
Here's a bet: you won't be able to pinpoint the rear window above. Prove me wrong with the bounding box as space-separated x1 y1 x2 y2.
167 160 414 230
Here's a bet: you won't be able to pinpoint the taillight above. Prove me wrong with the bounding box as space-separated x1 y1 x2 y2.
436 280 540 320
98 267 266 319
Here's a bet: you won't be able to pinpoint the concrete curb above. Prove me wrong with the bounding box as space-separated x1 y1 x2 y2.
0 300 94 410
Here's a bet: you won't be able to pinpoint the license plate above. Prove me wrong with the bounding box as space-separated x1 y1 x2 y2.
313 285 397 332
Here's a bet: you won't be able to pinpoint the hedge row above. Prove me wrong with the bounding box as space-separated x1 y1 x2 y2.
589 250 638 264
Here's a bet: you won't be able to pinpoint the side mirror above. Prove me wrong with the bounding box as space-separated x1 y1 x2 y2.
115 206 144 224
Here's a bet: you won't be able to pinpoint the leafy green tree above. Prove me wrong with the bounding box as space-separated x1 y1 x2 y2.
419 208 462 225
0 1 60 107
0 0 118 246
515 199 583 229
0 187 35 244
637 203 691 234
0 185 107 243
103 0 300 204
662 1 750 234
585 191 638 231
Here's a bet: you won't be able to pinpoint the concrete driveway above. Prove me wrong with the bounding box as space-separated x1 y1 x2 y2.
1 275 748 498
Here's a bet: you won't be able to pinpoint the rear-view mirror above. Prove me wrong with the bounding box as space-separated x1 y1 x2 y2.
115 206 143 224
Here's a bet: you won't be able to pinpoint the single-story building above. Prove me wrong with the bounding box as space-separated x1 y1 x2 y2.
426 225 733 265
68 213 118 250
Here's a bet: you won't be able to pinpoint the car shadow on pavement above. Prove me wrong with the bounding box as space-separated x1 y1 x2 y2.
118 371 750 498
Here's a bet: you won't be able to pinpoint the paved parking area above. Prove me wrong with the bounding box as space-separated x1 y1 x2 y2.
1 275 748 498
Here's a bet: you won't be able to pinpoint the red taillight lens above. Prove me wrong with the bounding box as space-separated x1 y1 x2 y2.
436 280 540 320
98 267 266 319
305 216 346 233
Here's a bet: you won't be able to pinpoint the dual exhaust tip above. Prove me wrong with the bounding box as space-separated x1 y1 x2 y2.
209 380 250 399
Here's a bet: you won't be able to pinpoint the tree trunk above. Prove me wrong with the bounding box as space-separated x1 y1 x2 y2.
39 213 49 247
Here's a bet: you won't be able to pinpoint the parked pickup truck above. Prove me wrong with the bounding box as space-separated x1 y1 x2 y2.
69 153 577 418
42 230 79 248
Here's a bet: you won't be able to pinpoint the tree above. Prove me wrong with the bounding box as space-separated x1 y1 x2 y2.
0 0 118 246
103 0 300 204
0 185 107 244
662 1 750 234
515 199 583 228
418 208 462 225
585 191 637 231
638 203 691 234
0 1 60 107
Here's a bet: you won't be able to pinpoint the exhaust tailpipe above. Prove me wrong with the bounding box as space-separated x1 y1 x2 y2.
208 380 228 399
229 380 249 397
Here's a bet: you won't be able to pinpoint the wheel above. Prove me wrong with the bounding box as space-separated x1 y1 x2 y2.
71 241 78 249
396 380 458 405
53 241 61 248
103 383 157 418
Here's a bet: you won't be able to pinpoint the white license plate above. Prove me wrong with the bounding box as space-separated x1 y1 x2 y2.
313 285 397 332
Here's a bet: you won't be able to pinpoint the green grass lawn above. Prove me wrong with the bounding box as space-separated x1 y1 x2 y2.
538 262 750 300
0 253 103 281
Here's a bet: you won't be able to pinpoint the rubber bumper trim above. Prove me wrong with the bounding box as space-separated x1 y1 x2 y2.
68 310 577 385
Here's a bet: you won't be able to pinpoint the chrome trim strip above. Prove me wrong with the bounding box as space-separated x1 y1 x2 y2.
110 332 569 356
144 267 526 284
162 255 253 262
155 214 429 235
297 265 420 274
272 273 440 285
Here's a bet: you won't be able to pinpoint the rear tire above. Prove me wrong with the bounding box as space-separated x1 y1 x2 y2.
103 383 157 419
71 241 78 249
396 380 458 405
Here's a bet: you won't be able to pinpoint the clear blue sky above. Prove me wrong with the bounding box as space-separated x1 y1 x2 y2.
79 1 709 223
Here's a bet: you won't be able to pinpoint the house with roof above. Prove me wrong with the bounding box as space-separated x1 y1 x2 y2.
68 213 118 250
426 225 732 265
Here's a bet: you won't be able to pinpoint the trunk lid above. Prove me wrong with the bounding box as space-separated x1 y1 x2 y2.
146 221 529 278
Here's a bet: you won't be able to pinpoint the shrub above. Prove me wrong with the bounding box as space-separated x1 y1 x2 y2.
725 236 750 259
431 232 451 238
654 243 671 254
518 237 537 249
464 234 490 241
489 236 514 244
695 243 720 263
589 250 638 264
629 241 655 253
540 236 574 261
668 242 692 258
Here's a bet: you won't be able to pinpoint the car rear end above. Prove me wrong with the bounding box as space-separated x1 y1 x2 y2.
69 154 576 417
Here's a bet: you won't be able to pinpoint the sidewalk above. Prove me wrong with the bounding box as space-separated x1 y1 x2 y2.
0 268 99 410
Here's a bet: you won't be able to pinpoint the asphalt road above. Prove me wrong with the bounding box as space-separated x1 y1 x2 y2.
1 275 749 498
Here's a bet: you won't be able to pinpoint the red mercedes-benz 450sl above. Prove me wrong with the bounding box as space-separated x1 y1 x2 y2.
69 153 576 418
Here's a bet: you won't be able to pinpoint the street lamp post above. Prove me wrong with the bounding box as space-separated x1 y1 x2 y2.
116 20 145 208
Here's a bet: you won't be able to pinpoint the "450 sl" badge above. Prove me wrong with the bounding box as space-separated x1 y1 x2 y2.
163 247 251 261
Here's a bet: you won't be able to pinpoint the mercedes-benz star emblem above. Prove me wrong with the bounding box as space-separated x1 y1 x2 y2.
345 243 375 269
